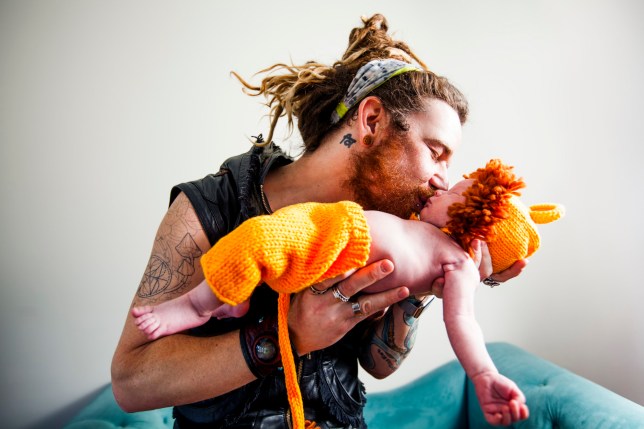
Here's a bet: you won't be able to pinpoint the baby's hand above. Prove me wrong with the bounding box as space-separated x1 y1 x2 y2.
471 371 529 426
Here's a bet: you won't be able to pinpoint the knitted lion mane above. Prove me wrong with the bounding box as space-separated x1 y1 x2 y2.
446 159 525 256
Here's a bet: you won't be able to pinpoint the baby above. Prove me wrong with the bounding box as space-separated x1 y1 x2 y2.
132 159 563 426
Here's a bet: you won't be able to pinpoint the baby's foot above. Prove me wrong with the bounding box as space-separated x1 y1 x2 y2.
131 299 211 340
131 306 166 340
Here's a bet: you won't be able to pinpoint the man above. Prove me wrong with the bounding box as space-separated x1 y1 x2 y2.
111 14 524 429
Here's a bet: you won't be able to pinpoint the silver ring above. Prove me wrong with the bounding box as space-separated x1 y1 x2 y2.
351 301 363 316
309 284 327 295
331 285 350 302
483 277 501 288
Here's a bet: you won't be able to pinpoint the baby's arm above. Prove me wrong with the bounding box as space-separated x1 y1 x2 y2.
442 259 529 426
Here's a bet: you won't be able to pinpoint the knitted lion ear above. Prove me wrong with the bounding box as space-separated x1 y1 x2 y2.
529 203 565 224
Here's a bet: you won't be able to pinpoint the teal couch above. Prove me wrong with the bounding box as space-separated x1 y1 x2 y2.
66 343 644 429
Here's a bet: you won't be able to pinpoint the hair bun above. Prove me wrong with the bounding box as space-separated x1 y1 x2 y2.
361 13 388 31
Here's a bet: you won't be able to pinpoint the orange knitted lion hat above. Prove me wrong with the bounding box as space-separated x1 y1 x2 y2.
445 159 565 273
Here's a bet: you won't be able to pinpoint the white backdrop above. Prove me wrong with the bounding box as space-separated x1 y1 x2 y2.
1 1 643 428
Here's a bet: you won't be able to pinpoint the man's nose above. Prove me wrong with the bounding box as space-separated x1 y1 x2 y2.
429 163 449 191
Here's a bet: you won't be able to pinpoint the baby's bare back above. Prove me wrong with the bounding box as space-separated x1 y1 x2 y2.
362 211 470 296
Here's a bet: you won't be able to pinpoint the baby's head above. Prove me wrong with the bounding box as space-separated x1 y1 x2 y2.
419 179 473 227
420 159 564 273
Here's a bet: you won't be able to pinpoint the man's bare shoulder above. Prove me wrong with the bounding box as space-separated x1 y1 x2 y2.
134 192 210 306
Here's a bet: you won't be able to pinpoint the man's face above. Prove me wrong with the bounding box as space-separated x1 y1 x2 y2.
346 98 463 219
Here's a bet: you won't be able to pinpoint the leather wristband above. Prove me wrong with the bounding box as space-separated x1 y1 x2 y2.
239 309 283 378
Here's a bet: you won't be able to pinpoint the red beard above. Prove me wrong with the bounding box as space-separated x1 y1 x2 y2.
344 132 434 219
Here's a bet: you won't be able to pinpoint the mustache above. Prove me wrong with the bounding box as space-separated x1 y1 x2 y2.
417 186 436 206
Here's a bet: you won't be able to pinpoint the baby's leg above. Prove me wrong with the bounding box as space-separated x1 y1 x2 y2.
132 279 246 340
211 298 250 319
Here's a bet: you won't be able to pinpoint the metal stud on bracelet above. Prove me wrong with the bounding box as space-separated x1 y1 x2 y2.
239 312 282 378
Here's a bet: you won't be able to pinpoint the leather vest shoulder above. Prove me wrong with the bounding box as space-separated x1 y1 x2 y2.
171 145 368 429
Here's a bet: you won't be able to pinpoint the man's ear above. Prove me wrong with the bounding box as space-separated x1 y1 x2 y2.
356 96 387 146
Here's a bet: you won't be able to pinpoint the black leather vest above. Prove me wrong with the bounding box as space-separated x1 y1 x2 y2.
169 144 368 429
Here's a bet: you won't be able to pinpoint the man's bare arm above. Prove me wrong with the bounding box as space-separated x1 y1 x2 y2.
111 192 255 411
358 302 420 379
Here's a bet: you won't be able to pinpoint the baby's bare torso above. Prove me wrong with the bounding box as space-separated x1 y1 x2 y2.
361 211 470 296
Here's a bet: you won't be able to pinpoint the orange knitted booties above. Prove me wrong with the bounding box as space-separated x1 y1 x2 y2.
201 201 372 429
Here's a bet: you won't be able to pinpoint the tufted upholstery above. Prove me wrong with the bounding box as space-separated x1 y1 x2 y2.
365 343 644 428
66 343 644 429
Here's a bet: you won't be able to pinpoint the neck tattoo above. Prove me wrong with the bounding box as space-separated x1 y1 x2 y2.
340 133 357 148
260 184 273 214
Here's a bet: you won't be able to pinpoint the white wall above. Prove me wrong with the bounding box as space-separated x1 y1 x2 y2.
1 1 642 428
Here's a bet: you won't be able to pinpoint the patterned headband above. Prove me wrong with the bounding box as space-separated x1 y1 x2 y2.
330 58 421 124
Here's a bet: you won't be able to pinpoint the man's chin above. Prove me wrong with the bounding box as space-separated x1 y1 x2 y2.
420 187 436 205
372 197 418 219
352 186 428 219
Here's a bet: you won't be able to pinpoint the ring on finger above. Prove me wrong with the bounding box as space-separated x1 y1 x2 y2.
331 284 350 302
309 284 327 295
482 277 501 288
351 301 364 317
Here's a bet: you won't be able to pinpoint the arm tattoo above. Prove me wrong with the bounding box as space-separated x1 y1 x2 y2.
137 234 202 299
138 254 173 298
401 313 419 352
360 309 419 372
137 196 204 301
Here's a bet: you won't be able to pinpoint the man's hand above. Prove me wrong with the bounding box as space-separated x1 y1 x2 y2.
488 259 529 283
477 239 529 285
288 259 407 355
431 239 528 298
